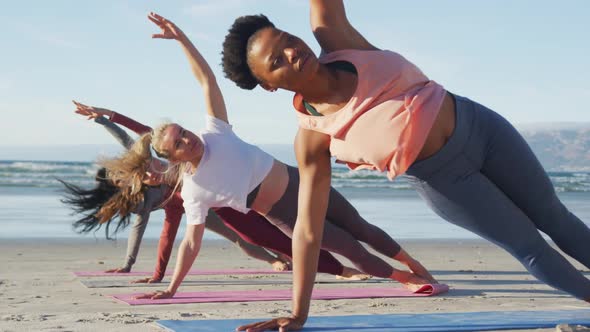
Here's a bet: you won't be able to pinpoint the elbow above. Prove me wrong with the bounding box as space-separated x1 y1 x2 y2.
201 76 217 90
182 237 199 252
182 226 203 252
293 226 322 246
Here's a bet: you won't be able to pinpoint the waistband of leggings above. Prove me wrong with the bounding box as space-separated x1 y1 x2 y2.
246 183 261 209
405 92 475 179
246 165 298 209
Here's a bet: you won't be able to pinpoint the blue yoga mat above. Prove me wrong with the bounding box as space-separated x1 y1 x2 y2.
156 310 590 332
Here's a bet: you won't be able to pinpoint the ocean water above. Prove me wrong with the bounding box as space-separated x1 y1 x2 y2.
1 160 589 240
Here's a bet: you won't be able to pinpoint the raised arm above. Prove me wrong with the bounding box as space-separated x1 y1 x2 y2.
73 101 152 135
74 101 134 149
109 112 152 135
94 116 135 150
237 128 332 332
309 0 378 53
148 12 229 123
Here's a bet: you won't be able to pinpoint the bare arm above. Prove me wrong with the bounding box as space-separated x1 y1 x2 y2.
236 128 332 331
134 223 206 299
309 0 378 53
290 128 332 323
148 12 229 123
166 223 206 294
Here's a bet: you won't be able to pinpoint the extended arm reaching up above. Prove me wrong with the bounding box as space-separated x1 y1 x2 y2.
148 12 229 123
309 0 378 53
73 101 152 136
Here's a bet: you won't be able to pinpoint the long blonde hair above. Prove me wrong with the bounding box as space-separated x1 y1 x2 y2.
97 132 186 220
95 186 143 224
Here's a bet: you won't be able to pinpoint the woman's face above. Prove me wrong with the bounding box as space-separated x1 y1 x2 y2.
159 124 204 163
247 27 319 92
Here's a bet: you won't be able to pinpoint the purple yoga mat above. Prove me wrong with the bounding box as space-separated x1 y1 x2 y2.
73 269 291 277
112 284 449 305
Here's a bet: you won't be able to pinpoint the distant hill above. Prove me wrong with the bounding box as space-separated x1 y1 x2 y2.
517 123 590 172
1 123 589 171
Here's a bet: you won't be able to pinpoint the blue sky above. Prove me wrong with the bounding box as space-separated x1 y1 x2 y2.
2 0 589 150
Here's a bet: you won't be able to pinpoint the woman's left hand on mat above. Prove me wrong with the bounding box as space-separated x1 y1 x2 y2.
134 289 174 300
236 316 305 332
104 266 130 273
130 277 162 284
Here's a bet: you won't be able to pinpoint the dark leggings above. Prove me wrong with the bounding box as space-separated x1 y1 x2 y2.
261 166 402 279
213 208 344 276
406 93 590 300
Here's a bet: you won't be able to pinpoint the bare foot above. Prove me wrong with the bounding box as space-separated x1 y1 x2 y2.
336 266 372 280
131 277 162 284
276 253 292 263
271 260 290 271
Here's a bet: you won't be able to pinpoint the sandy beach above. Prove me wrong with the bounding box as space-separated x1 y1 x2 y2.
1 238 589 332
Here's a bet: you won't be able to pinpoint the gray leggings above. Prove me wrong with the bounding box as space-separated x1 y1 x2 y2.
261 166 401 279
406 93 590 300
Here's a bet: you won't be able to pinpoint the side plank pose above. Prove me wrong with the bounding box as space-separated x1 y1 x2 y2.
220 0 590 330
69 105 293 280
82 105 375 288
131 12 435 300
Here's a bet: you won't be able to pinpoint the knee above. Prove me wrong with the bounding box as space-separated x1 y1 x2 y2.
506 238 551 266
529 196 569 231
356 222 381 242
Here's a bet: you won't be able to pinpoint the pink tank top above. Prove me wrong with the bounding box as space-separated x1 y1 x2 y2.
293 49 446 179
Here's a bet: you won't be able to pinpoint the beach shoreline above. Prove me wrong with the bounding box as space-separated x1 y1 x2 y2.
1 237 588 331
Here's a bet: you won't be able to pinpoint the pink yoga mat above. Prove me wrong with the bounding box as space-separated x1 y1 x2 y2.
112 284 449 305
73 269 291 277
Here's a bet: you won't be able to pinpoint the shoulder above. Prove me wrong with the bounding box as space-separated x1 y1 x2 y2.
295 128 331 157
